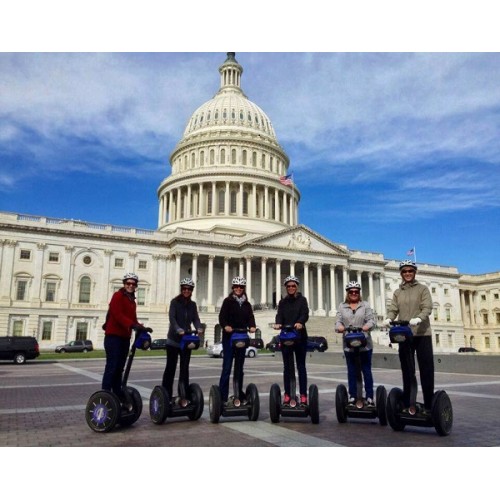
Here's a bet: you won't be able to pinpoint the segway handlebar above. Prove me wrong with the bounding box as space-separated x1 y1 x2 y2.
344 326 367 349
388 320 413 343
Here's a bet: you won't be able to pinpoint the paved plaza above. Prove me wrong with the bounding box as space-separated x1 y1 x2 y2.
1 351 500 448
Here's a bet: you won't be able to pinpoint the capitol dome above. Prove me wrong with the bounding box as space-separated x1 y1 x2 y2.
182 53 278 143
157 53 299 236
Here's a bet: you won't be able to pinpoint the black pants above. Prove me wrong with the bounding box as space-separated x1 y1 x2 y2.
282 341 308 397
102 335 130 399
162 345 192 398
398 335 434 409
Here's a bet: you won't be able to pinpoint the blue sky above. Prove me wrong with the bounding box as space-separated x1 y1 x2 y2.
1 51 499 275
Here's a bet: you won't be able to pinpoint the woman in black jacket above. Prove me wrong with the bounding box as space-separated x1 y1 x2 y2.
218 276 256 404
274 275 310 405
162 278 203 401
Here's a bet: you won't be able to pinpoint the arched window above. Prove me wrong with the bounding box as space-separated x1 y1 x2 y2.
243 192 248 215
261 153 266 168
207 191 213 214
210 149 215 165
242 150 247 165
230 190 237 214
200 150 205 166
252 152 257 167
231 149 237 165
218 189 225 213
191 152 195 168
220 149 226 164
79 276 91 304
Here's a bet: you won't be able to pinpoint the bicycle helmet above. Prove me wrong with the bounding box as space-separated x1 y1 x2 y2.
283 275 300 286
123 272 139 283
232 276 247 287
345 281 361 291
399 260 417 271
180 277 195 289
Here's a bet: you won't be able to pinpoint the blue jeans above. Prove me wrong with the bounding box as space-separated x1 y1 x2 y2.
162 345 192 399
282 341 307 396
102 335 130 398
345 349 373 399
219 336 246 402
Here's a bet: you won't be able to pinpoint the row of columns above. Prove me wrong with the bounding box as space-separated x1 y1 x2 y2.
158 181 297 227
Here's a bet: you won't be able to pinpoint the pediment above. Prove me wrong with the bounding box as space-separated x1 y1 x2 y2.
247 225 349 255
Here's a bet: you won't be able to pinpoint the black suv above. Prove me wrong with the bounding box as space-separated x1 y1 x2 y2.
307 336 329 352
0 336 40 364
458 347 479 353
150 338 167 350
266 335 280 352
55 340 93 353
249 338 264 349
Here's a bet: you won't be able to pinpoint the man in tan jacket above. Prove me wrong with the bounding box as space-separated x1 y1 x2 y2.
384 260 434 412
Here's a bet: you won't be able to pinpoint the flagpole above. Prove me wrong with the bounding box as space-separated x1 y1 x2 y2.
413 247 417 264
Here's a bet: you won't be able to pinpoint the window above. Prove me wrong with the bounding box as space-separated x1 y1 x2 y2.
16 280 27 301
446 308 451 322
431 287 436 294
483 313 489 325
210 149 215 165
79 276 91 304
191 152 195 168
114 258 124 268
252 152 257 167
76 322 88 341
13 320 23 336
435 333 440 346
230 191 237 214
220 149 226 164
42 321 52 340
242 150 247 165
48 252 59 263
138 260 147 270
218 189 225 213
485 336 490 349
243 192 248 215
433 308 438 321
231 149 237 164
200 150 205 166
45 282 56 302
481 294 486 301
20 249 31 260
494 293 499 300
207 191 212 214
444 289 449 296
83 255 92 265
496 312 500 324
137 287 145 306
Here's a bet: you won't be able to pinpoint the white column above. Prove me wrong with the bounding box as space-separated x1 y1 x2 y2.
274 189 279 221
211 182 216 215
174 252 181 288
460 291 467 326
368 272 375 310
342 266 348 291
199 183 204 216
260 257 267 305
239 182 244 216
264 186 269 219
186 185 192 218
223 257 229 298
289 194 294 225
246 256 252 303
316 263 325 315
158 196 163 227
304 261 310 304
276 259 282 306
191 254 198 302
176 187 182 220
207 255 214 312
225 181 230 216
329 265 336 315
379 273 387 317
290 260 295 276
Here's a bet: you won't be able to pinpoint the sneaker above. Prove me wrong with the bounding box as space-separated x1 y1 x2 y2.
348 397 356 405
283 394 291 405
300 395 308 405
366 397 375 407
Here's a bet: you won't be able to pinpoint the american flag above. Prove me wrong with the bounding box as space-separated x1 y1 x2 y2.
279 174 293 186
407 247 415 256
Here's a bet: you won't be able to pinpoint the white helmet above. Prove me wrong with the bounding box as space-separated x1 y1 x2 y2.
399 260 417 271
123 272 139 283
345 281 361 291
180 277 195 288
283 275 300 286
232 276 247 286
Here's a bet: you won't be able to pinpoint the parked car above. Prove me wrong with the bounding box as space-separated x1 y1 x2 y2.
0 336 40 364
207 342 258 358
458 347 479 353
249 338 264 349
55 340 93 353
150 338 168 350
265 334 328 353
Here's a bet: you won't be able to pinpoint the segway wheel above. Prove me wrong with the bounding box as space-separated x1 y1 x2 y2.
85 390 120 433
376 385 388 426
269 383 281 423
431 390 453 436
209 385 222 424
246 383 260 421
188 383 204 421
120 387 143 427
335 384 348 424
309 384 320 424
387 387 406 432
149 385 170 425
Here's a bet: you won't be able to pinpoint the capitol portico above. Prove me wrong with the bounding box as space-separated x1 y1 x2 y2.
0 53 499 353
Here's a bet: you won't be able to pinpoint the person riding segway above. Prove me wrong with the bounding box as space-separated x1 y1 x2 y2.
149 278 204 424
383 260 453 436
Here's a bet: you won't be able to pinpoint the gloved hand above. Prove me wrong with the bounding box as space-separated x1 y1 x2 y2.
177 328 185 335
197 328 204 335
382 318 392 327
409 317 422 326
144 327 153 333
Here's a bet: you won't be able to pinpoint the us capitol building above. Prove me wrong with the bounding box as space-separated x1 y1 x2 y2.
1 53 499 353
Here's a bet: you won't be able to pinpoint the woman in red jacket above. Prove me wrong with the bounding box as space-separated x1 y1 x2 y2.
102 272 145 403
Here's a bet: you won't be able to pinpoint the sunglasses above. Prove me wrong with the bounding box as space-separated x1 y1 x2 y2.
401 270 415 274
124 282 137 286
348 290 360 294
181 287 193 291
233 285 245 289
286 285 297 288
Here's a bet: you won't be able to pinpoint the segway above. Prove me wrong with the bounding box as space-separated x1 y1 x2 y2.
85 327 152 433
149 331 204 424
386 321 453 436
335 327 387 425
209 329 260 424
269 326 319 424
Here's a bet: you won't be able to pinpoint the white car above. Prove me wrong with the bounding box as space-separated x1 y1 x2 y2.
207 342 257 358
